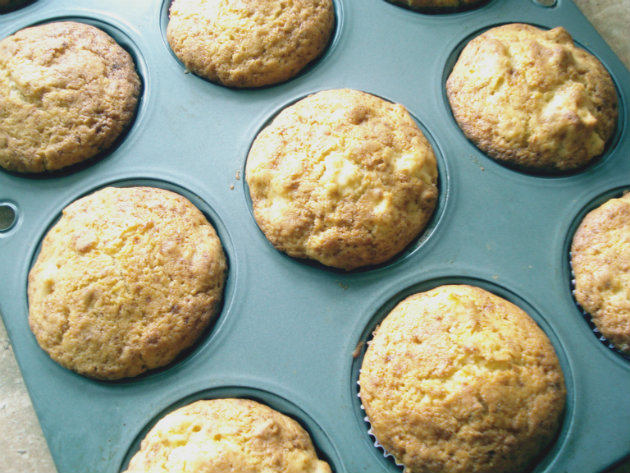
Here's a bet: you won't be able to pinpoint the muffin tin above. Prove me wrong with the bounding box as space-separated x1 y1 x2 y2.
0 0 628 472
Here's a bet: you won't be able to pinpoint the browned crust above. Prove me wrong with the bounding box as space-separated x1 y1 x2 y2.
246 88 438 270
124 398 331 473
571 192 630 354
166 0 334 88
28 187 227 380
0 21 140 173
359 285 566 473
446 23 618 173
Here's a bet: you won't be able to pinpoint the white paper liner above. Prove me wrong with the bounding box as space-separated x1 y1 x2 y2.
569 252 629 358
356 375 405 470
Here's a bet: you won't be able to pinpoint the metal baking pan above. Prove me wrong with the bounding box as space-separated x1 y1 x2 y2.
1 0 628 472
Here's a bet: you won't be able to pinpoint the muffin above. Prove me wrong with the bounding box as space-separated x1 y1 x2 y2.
385 0 487 12
0 21 141 173
446 23 618 173
28 186 227 380
246 88 438 271
359 284 566 473
166 0 334 88
124 398 331 473
571 192 630 355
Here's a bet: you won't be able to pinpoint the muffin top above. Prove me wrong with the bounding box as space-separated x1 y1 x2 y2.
246 88 438 270
166 0 334 88
0 21 140 173
446 23 617 173
124 398 331 473
571 192 630 355
28 186 227 380
359 284 566 473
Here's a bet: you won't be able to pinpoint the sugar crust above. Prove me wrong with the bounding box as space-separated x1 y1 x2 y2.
359 284 566 473
123 398 331 473
0 21 140 173
447 23 617 173
571 192 630 354
166 0 334 88
246 88 438 270
28 186 227 380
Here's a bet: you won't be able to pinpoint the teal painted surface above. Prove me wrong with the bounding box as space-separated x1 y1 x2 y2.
0 1 628 472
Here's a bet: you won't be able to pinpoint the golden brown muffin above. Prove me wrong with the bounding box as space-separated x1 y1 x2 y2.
0 21 140 173
166 0 334 88
386 0 487 11
571 192 630 355
359 285 566 473
124 398 331 473
446 23 618 173
28 187 227 380
246 88 438 271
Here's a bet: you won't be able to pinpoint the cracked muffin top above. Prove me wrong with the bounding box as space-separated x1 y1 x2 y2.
571 192 630 355
246 88 438 270
0 21 140 173
166 0 334 88
28 186 227 380
359 284 566 473
124 398 331 473
447 23 617 173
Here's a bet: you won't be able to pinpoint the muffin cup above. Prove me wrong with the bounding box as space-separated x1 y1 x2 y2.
351 277 572 473
567 187 630 360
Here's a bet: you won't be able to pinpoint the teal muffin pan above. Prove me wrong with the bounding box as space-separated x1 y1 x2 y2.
1 0 628 472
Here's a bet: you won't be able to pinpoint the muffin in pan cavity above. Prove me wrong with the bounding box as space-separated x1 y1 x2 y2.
446 23 618 174
246 88 439 271
27 186 227 380
571 191 630 356
123 398 331 473
385 0 488 13
359 284 566 473
0 21 141 173
166 0 335 88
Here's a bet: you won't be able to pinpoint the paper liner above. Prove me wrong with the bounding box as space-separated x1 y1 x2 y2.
569 252 629 359
356 376 405 471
